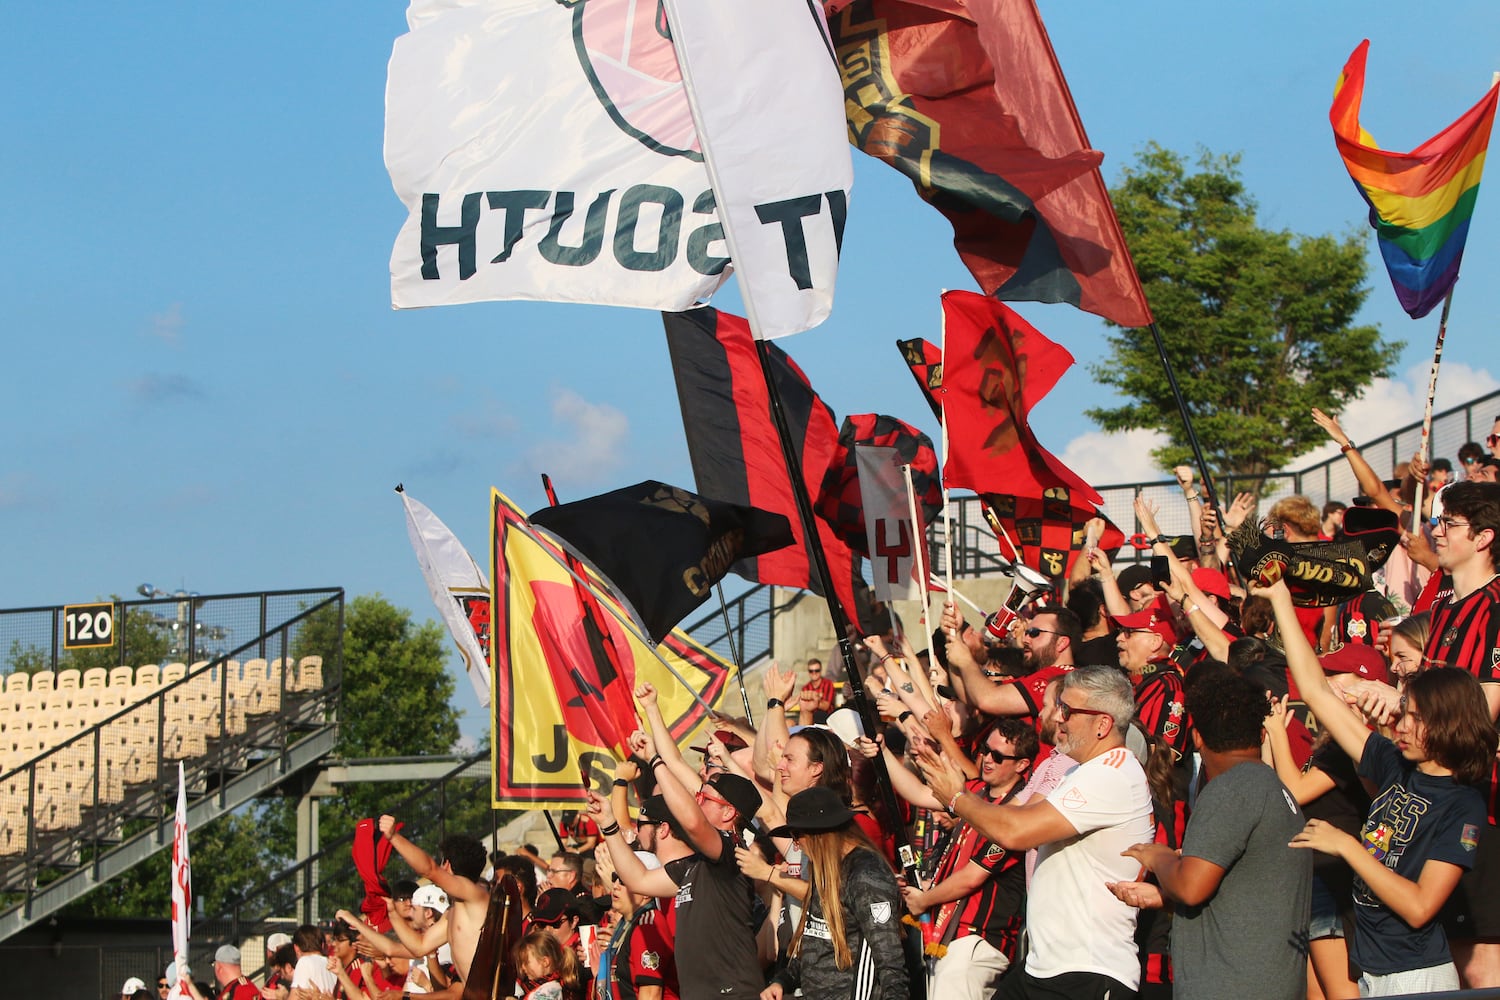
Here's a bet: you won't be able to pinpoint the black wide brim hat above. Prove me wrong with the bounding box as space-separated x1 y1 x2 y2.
766 785 854 839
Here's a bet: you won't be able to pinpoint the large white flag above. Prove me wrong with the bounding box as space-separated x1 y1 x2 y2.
168 763 191 1000
856 445 925 602
660 0 852 338
400 488 492 707
385 0 850 337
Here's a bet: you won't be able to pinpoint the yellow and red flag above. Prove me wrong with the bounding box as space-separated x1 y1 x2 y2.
489 488 732 808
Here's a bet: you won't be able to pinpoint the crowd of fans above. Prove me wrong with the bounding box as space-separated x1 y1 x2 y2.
129 418 1500 1000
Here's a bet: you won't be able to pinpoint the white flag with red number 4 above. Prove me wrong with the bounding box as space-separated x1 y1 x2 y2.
857 445 926 602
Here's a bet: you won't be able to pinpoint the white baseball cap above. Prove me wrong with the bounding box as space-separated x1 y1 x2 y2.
412 883 449 913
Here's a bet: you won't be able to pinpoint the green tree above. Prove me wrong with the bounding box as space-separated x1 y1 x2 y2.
5 603 170 676
1089 144 1403 480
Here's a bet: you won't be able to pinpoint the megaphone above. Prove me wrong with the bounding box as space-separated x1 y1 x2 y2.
981 557 1055 640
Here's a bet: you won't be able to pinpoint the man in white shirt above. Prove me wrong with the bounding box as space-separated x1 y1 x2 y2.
919 665 1153 999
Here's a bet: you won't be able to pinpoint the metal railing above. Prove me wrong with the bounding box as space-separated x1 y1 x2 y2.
942 388 1500 566
0 589 344 901
189 750 495 980
683 584 790 666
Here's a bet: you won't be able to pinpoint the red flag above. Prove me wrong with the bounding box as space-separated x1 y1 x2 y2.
664 307 865 630
983 494 1125 579
941 290 1100 508
828 0 1151 327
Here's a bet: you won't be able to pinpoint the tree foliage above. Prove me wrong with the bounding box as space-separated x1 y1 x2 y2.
1090 144 1403 479
6 602 170 676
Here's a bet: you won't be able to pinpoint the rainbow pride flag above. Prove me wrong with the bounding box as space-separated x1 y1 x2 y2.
1331 40 1498 319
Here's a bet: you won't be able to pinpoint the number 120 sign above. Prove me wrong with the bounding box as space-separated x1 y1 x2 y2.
63 603 115 649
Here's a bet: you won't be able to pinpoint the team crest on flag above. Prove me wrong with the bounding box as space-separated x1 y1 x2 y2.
490 487 733 807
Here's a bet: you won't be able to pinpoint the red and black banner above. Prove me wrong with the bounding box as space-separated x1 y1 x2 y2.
817 413 942 556
827 0 1152 328
530 480 794 643
941 290 1099 507
983 491 1125 580
664 307 864 629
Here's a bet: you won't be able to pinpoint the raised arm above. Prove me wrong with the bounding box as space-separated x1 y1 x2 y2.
1263 699 1337 806
1255 581 1371 765
915 744 1074 851
635 682 701 793
585 790 680 899
1312 408 1403 516
379 815 488 904
753 663 798 785
639 726 726 860
939 604 1030 717
336 908 417 960
1088 547 1132 619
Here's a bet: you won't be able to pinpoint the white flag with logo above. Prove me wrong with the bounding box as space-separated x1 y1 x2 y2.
857 445 925 601
400 488 492 707
385 0 850 336
169 763 191 1000
661 0 853 338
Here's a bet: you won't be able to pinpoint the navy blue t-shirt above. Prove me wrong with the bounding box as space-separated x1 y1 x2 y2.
1351 733 1487 975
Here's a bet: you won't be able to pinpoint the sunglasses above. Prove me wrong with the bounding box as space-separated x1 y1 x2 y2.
978 747 1028 763
1024 626 1057 638
610 873 622 885
695 788 731 809
1058 702 1111 722
1487 434 1499 445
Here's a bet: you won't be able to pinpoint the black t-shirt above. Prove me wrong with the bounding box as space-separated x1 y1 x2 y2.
1075 633 1118 667
1302 737 1371 895
664 830 763 997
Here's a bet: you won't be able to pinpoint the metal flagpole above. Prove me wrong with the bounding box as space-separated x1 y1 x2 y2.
1410 289 1455 527
714 583 755 724
902 463 934 640
1146 321 1219 511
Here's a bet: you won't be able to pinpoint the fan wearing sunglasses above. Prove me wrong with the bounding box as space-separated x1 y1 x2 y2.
916 667 1153 1000
895 718 1038 999
937 602 1079 737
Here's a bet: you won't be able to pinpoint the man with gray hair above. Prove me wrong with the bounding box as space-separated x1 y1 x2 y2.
919 665 1153 1000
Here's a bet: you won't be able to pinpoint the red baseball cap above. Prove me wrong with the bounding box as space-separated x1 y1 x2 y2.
1115 608 1178 647
1192 567 1231 600
1319 644 1388 684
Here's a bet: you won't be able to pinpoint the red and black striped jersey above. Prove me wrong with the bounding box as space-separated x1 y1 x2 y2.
930 780 1025 959
1133 664 1191 760
1425 575 1500 678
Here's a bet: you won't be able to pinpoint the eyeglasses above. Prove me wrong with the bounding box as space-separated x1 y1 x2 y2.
979 747 1028 763
1434 516 1472 533
807 666 822 673
1058 701 1111 722
1024 627 1057 638
546 866 571 876
695 787 731 809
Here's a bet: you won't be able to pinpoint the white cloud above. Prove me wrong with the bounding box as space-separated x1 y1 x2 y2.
1057 427 1169 487
1300 361 1500 465
1056 361 1500 485
523 387 628 484
147 302 184 344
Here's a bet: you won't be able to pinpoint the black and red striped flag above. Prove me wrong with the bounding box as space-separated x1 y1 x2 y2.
663 307 865 628
817 413 942 556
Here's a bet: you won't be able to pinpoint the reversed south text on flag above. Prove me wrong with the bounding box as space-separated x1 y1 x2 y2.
385 0 851 336
1331 40 1498 319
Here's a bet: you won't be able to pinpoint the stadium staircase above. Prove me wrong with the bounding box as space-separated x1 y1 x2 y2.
0 589 344 942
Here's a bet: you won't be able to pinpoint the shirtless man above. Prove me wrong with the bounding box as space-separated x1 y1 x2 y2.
377 814 490 988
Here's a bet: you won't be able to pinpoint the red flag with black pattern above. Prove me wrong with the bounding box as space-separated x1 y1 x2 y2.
664 307 865 631
981 492 1125 579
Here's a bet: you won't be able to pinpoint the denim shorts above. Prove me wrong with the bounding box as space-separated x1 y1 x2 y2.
1309 875 1346 940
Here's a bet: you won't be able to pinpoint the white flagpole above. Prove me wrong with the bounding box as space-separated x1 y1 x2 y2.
1410 289 1455 528
901 463 933 642
940 295 956 635
169 763 191 999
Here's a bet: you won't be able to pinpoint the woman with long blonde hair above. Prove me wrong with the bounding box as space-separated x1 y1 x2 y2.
761 787 908 1000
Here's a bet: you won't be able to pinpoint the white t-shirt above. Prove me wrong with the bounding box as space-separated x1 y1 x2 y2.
289 953 337 993
1026 745 1153 989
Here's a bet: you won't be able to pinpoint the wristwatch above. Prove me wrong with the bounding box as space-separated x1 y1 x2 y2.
767 698 784 709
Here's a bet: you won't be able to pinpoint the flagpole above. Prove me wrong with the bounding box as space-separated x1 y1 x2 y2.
901 463 934 639
714 583 756 724
1410 289 1455 527
1147 321 1219 511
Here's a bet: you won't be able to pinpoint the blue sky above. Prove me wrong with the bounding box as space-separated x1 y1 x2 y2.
3 3 1497 739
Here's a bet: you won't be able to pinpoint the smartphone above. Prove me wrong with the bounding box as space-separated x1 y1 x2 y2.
1150 554 1172 589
